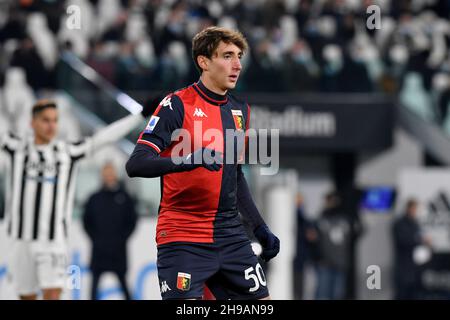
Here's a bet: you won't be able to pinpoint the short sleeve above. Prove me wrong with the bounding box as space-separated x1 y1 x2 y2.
136 94 185 153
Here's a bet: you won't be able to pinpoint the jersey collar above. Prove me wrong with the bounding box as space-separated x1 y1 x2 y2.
193 80 228 106
29 135 56 151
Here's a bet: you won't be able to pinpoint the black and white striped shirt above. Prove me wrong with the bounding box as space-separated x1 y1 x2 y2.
0 113 144 242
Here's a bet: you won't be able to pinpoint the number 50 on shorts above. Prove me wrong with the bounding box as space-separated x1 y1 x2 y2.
245 263 267 293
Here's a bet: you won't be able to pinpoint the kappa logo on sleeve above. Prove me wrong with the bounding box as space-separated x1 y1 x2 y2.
160 95 173 110
144 115 160 134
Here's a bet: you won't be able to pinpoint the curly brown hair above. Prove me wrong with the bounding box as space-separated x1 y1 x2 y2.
192 26 248 74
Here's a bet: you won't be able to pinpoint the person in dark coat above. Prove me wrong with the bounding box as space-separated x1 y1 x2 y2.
315 192 351 300
83 162 138 300
392 198 430 300
293 193 318 300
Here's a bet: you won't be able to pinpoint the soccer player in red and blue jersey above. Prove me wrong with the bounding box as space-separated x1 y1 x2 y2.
126 26 280 300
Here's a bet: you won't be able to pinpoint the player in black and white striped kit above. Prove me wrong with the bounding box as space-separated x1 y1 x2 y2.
0 99 148 300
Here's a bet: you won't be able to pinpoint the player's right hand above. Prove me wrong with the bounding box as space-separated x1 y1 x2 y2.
182 147 223 172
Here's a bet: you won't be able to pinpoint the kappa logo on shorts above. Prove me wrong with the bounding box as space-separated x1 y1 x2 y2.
160 280 171 294
177 272 191 291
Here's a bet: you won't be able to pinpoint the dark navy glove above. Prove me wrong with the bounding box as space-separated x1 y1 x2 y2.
254 224 280 262
181 147 223 172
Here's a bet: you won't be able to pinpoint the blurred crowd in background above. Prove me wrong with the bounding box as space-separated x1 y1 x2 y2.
0 0 450 117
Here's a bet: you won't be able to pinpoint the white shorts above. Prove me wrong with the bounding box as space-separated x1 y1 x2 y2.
9 240 68 296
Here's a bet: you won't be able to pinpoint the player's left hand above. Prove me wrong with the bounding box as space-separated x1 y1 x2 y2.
254 224 280 262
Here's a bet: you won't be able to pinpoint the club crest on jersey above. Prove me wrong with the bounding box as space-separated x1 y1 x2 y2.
144 115 160 134
231 109 244 130
177 272 191 291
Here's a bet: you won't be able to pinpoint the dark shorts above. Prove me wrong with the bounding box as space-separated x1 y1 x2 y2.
157 238 269 300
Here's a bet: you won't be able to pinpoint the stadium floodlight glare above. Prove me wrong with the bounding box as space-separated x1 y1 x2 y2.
61 52 144 115
116 93 144 115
